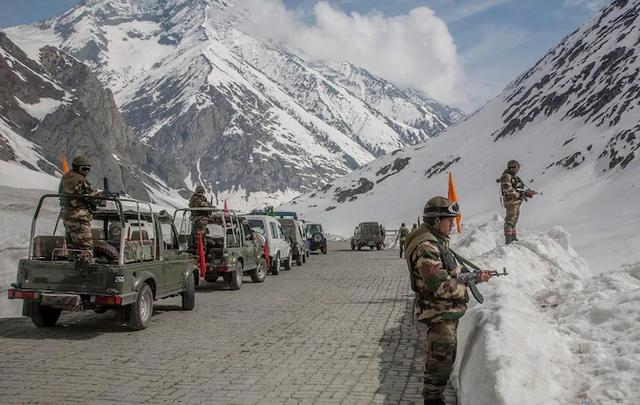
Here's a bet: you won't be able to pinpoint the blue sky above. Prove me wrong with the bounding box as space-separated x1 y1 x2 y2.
0 0 607 110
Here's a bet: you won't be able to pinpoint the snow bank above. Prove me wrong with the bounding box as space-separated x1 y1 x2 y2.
450 218 640 404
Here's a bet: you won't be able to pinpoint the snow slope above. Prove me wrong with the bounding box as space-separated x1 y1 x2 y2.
450 219 640 405
281 0 640 272
4 0 462 208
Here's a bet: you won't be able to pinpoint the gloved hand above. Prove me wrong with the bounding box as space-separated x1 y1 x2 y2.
525 190 535 198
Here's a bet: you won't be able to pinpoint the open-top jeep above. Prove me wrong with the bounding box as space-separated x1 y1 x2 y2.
8 194 199 330
174 208 268 290
351 222 385 251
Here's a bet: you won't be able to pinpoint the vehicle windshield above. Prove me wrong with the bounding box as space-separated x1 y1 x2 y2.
248 219 266 236
306 224 322 234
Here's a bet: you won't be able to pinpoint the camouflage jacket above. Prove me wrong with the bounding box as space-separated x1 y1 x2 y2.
500 169 524 203
405 224 468 324
189 193 211 217
58 171 100 218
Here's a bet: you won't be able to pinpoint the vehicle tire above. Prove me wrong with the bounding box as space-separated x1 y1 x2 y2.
376 244 381 251
296 254 302 266
181 271 196 311
306 250 310 258
94 240 119 262
302 252 306 263
322 246 327 255
30 304 61 327
250 256 267 283
229 262 243 290
284 251 292 270
271 253 281 275
351 243 355 251
357 245 362 251
128 284 153 330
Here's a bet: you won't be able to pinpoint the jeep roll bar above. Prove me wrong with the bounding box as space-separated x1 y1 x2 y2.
31 194 157 266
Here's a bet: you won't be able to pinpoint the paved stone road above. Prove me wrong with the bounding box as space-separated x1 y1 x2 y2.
0 242 456 404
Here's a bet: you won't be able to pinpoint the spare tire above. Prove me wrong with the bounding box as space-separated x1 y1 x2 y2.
94 240 119 262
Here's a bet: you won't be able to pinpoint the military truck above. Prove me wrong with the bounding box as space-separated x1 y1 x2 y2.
7 194 199 330
351 222 385 250
175 208 268 290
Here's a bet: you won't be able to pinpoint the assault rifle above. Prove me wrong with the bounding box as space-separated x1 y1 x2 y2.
516 184 543 200
450 248 509 303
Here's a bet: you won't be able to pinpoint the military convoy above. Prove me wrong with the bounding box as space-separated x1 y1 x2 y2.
8 194 199 330
7 193 329 330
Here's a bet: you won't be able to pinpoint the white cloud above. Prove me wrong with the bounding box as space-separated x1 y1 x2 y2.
563 0 609 12
234 0 467 105
445 0 512 22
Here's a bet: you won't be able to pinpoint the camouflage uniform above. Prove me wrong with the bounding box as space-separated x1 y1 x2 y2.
405 223 467 401
189 187 212 244
397 224 409 258
59 169 101 253
500 167 525 244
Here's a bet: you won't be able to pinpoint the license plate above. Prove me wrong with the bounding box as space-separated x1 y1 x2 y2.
41 293 82 311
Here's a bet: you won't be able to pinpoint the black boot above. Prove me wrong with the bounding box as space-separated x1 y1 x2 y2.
505 233 511 245
424 398 445 405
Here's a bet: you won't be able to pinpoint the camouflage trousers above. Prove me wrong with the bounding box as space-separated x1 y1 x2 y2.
192 218 209 246
399 239 406 258
424 320 458 400
503 200 521 242
63 219 93 252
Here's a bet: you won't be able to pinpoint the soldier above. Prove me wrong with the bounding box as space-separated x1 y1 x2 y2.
59 155 102 258
405 196 491 405
189 185 212 245
500 160 534 244
396 222 409 258
412 223 418 232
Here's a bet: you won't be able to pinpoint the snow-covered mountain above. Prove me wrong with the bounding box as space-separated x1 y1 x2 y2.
4 0 461 209
281 0 640 272
0 32 176 201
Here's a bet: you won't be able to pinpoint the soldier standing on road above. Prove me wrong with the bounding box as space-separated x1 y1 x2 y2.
500 160 534 245
189 185 212 244
405 196 491 405
412 223 418 232
59 155 102 258
396 223 409 258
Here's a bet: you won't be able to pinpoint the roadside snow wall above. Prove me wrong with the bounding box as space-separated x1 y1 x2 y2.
451 217 640 404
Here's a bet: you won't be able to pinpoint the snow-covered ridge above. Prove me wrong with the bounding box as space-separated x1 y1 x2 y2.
280 0 640 272
452 219 639 404
4 0 462 209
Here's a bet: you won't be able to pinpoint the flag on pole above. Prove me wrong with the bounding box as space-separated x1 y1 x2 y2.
448 172 462 233
61 155 70 173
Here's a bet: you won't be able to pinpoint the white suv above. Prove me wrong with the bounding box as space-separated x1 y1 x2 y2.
246 215 293 275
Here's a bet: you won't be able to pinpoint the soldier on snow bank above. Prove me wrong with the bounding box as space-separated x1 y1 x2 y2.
405 196 492 405
500 160 535 244
59 155 102 258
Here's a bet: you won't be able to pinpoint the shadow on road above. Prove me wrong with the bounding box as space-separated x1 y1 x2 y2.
376 299 426 404
0 305 186 340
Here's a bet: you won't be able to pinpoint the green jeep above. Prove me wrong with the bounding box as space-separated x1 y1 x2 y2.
174 208 268 290
350 222 385 251
7 194 199 330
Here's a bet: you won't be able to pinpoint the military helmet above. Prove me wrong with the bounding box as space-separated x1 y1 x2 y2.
423 196 460 218
72 155 90 167
195 185 205 194
401 222 405 226
507 160 520 169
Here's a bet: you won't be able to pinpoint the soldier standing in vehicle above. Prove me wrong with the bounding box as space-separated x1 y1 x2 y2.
405 196 491 405
189 185 212 243
396 222 409 258
59 155 102 258
500 160 534 244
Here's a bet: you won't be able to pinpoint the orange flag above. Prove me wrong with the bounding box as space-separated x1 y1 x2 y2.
61 155 70 173
448 172 462 233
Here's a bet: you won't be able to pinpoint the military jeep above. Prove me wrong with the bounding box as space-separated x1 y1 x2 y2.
174 208 268 290
7 194 199 330
351 222 385 250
